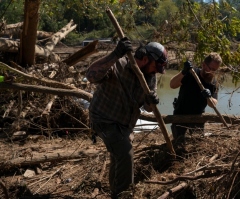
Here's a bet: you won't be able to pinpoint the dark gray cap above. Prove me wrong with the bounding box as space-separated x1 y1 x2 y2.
145 42 167 73
145 42 167 64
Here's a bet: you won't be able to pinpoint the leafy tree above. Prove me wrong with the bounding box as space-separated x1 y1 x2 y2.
0 0 24 23
156 0 240 84
152 0 178 26
135 0 161 25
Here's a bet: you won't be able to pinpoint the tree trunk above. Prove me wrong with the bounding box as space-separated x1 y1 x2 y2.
20 0 41 67
45 19 77 52
0 20 77 62
0 22 53 39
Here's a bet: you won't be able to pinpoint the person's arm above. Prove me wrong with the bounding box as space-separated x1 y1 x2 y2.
169 72 184 89
86 52 118 83
86 37 133 83
170 61 193 89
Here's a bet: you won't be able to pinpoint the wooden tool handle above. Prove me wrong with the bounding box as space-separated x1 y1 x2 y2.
190 68 229 129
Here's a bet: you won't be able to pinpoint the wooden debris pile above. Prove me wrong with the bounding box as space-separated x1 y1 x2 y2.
0 59 94 140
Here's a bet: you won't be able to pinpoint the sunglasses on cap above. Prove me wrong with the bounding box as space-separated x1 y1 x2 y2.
156 61 167 73
146 50 168 73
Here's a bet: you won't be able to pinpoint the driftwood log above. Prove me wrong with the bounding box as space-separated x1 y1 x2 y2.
157 182 188 199
0 21 52 39
0 82 93 103
0 149 101 171
139 112 240 125
63 40 98 66
0 20 76 62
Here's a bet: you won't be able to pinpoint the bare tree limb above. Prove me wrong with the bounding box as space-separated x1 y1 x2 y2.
157 182 188 199
0 82 93 102
145 171 225 185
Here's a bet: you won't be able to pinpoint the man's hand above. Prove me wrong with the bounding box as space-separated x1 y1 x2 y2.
145 90 159 105
182 61 193 75
113 37 133 58
201 89 211 98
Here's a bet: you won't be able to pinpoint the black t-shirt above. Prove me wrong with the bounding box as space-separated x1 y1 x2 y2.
174 68 218 115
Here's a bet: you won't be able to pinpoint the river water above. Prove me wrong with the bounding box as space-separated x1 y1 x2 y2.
157 70 240 116
135 70 240 132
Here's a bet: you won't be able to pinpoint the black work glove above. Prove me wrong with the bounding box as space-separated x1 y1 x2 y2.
201 89 211 98
113 37 133 58
145 90 159 105
182 61 193 75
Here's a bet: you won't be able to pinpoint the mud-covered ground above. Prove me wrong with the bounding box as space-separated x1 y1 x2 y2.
0 123 240 199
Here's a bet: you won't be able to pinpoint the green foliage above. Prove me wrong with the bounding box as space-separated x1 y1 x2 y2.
152 0 178 26
151 0 240 84
62 32 82 45
0 0 24 23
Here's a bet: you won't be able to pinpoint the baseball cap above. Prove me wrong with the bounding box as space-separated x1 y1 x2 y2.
145 42 168 73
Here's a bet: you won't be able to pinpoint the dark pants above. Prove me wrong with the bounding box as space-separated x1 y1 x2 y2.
171 123 204 143
91 122 133 198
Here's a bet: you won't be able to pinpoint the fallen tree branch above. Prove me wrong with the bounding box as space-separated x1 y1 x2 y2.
0 149 101 170
3 100 15 118
0 21 52 39
33 165 65 195
0 62 75 89
157 182 188 199
0 82 93 102
139 112 240 124
63 40 98 66
0 20 76 62
144 171 226 185
41 95 57 115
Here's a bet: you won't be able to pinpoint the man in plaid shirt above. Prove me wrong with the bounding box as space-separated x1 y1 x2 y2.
86 37 168 199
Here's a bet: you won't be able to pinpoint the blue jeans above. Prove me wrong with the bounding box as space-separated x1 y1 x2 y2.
91 122 133 198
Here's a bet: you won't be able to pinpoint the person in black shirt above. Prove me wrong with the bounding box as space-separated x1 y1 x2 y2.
170 52 222 143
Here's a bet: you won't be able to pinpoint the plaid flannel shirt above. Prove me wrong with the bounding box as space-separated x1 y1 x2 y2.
89 56 156 130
